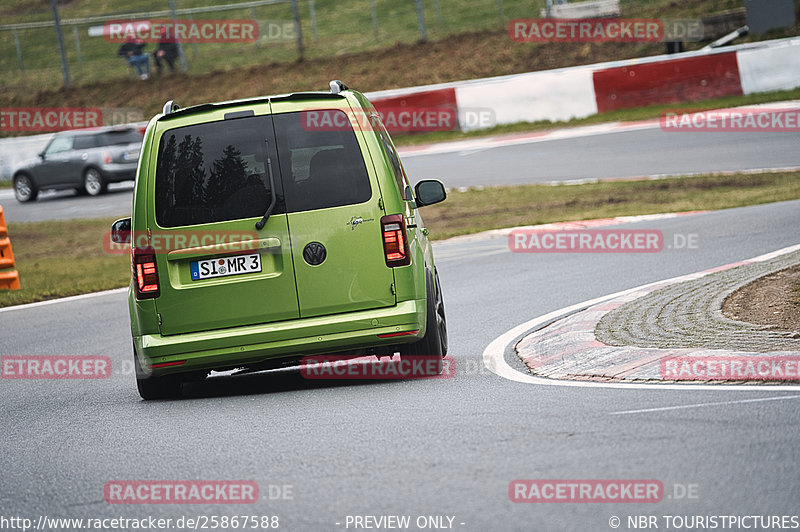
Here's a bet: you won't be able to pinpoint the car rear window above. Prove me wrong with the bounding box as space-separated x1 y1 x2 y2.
155 115 284 228
96 129 142 146
273 111 371 213
72 135 97 150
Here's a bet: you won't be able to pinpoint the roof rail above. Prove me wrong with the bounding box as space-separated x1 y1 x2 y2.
162 100 181 115
329 80 349 95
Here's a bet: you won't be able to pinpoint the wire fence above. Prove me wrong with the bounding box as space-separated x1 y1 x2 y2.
0 0 571 89
0 0 761 90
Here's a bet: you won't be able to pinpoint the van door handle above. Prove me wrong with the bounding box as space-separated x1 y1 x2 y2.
166 238 280 261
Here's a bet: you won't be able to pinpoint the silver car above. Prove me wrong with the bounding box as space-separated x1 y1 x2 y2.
13 126 143 203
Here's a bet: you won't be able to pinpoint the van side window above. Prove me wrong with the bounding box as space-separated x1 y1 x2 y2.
372 113 409 199
154 116 284 228
273 111 371 213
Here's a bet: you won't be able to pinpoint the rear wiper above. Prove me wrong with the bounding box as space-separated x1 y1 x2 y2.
255 139 277 231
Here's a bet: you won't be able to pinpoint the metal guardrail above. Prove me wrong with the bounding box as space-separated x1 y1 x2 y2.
0 0 290 31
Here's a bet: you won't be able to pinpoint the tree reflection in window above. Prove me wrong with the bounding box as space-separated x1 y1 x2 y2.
156 123 275 228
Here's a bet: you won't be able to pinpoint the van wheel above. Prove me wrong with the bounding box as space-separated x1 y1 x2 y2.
82 168 107 196
14 174 38 202
400 270 447 376
133 344 183 400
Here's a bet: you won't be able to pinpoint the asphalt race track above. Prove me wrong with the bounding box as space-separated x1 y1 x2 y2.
2 193 799 529
2 114 800 529
2 123 800 223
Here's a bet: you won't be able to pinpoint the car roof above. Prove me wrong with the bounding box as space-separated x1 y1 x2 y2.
158 91 348 122
57 126 138 136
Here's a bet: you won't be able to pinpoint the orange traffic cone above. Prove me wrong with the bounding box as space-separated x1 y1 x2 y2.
0 205 21 290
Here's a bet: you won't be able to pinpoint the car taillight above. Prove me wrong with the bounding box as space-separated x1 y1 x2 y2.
102 151 112 164
381 214 411 267
133 247 160 299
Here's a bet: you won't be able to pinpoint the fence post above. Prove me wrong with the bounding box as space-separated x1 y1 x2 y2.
496 0 504 21
169 0 189 72
291 0 304 60
370 0 379 38
51 0 70 88
309 0 318 41
415 0 427 42
12 29 24 72
72 25 83 67
250 7 261 48
434 0 442 27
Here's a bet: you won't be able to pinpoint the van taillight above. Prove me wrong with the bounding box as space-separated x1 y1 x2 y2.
381 214 411 267
133 248 160 299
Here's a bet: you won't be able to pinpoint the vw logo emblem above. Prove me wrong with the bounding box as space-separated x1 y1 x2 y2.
303 242 327 266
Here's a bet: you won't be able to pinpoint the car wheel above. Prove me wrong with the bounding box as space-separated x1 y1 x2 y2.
82 168 107 196
13 174 38 203
400 269 447 376
434 270 448 356
133 344 183 400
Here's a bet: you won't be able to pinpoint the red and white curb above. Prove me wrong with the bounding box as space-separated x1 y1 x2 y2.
482 243 800 391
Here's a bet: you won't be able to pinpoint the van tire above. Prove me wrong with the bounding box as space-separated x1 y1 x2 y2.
133 344 183 400
400 269 447 376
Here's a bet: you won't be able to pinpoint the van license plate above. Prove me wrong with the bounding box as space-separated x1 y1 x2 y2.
190 253 261 281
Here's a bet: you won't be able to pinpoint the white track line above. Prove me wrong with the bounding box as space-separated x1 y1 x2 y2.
0 287 127 314
609 395 800 415
482 243 800 392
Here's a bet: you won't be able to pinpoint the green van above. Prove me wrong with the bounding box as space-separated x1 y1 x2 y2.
111 81 448 399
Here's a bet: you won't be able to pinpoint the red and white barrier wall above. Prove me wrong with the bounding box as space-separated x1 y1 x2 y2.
2 37 799 180
367 36 800 132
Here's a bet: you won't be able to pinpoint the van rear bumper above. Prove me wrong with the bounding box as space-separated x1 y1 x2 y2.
134 299 426 376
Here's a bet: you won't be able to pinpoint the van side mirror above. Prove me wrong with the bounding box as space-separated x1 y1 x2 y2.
414 179 446 207
111 217 132 244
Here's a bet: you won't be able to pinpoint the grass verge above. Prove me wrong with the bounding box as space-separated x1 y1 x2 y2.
422 171 800 239
0 217 129 308
2 170 800 308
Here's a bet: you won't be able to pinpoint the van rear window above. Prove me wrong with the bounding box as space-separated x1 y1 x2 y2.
155 111 372 227
155 116 283 228
272 111 371 213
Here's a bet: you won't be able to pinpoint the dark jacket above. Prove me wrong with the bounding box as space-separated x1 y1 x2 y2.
154 41 179 60
118 41 146 58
